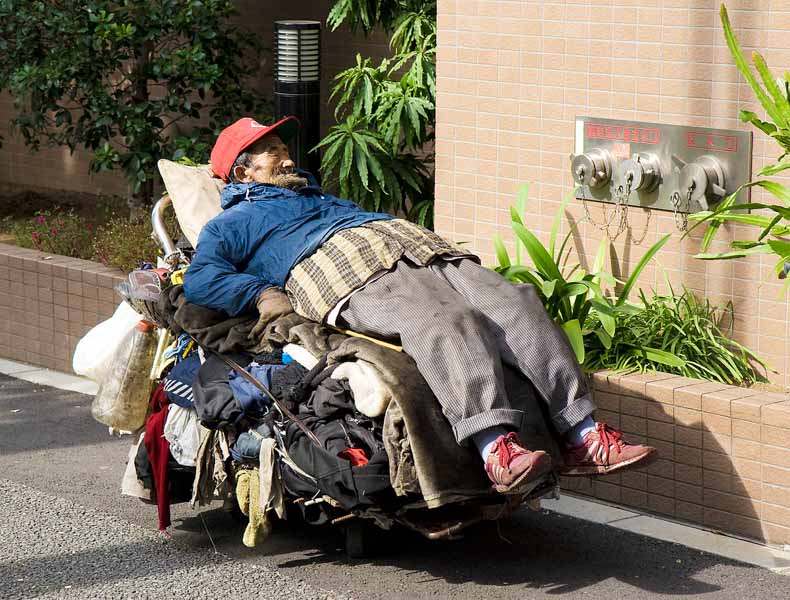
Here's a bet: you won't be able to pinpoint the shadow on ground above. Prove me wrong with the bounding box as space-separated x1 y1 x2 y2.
1 373 781 599
180 502 733 597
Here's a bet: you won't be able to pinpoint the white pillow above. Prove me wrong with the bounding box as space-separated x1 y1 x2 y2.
157 159 224 247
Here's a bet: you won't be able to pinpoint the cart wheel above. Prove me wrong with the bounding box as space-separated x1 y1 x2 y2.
344 520 372 558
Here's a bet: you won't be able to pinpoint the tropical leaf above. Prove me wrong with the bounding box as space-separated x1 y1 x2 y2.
561 319 585 364
635 347 686 368
561 282 589 298
694 244 771 260
542 279 557 299
549 189 573 258
721 5 784 126
493 233 511 268
753 51 790 128
749 180 790 205
740 109 778 136
594 328 612 350
767 239 790 259
757 159 790 176
512 222 564 282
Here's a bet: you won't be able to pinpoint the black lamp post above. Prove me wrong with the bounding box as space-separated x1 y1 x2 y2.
274 20 321 178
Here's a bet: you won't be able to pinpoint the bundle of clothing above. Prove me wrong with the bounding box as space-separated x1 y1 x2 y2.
124 281 557 544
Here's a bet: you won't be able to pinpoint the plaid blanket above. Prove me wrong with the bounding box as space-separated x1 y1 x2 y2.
285 219 474 322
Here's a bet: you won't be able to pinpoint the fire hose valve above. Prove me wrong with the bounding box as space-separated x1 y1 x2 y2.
615 152 661 193
673 154 728 211
570 148 613 189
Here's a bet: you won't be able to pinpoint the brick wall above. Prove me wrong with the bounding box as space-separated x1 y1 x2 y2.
435 0 790 390
0 0 389 198
566 370 790 546
0 244 124 373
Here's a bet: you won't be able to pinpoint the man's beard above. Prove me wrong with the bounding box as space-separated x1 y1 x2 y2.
268 172 309 190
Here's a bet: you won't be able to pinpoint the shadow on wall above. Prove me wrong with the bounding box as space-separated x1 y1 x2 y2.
567 372 772 546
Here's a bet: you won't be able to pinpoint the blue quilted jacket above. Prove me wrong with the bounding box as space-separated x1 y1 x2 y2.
183 172 392 316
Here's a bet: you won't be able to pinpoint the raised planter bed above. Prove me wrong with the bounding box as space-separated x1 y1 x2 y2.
0 243 124 373
567 371 790 547
1 243 788 546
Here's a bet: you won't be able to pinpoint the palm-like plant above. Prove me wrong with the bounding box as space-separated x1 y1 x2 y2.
689 5 790 291
317 1 436 226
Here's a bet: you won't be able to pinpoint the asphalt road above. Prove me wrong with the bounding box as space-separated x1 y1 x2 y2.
1 372 788 599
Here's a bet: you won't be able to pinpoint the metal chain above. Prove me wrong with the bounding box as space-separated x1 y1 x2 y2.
671 182 695 232
629 204 652 246
614 174 632 241
581 171 631 241
579 166 619 237
581 190 620 236
578 170 654 243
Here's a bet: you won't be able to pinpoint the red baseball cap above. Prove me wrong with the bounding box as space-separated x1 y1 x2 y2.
210 116 300 181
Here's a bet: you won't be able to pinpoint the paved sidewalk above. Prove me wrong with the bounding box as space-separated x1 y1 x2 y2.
2 371 790 599
1 479 344 600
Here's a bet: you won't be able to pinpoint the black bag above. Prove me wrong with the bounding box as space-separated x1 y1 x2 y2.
279 419 394 511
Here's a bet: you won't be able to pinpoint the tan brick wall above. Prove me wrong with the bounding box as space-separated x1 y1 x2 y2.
566 370 790 546
435 0 790 390
0 0 388 197
0 244 124 373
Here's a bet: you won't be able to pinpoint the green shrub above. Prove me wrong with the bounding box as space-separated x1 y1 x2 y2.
318 1 436 225
585 286 768 385
0 0 269 206
2 201 182 272
493 185 677 368
7 209 95 259
93 217 160 273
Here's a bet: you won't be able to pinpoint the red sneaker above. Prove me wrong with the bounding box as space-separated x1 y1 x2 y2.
560 422 656 476
485 432 553 494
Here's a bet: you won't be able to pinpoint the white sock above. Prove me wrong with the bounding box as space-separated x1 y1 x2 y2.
472 426 509 461
567 416 596 446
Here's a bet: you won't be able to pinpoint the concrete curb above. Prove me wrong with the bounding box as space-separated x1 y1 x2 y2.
543 494 790 575
0 358 98 395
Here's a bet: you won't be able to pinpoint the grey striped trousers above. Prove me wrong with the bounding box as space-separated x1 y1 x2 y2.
338 257 596 443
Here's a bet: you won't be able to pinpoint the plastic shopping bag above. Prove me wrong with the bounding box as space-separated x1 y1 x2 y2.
91 321 157 431
73 302 143 383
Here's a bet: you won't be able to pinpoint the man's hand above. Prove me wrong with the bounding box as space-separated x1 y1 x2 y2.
250 287 294 339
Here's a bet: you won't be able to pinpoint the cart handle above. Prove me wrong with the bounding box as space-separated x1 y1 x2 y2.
151 194 182 267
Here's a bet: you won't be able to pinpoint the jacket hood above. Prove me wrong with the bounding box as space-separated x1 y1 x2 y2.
220 182 280 209
220 170 320 209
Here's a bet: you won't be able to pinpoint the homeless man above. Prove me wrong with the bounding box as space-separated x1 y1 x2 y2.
183 116 656 495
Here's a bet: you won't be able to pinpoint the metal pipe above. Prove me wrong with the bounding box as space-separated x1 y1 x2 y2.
151 194 177 258
331 513 357 525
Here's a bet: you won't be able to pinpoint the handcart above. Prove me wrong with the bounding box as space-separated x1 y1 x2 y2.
98 178 562 558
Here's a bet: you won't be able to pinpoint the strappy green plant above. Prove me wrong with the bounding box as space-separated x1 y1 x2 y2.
585 285 768 385
493 184 677 367
689 4 790 292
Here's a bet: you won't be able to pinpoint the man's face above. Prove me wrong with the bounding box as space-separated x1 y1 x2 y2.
233 134 307 189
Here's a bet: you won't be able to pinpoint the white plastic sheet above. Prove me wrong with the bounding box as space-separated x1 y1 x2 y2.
163 405 201 467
